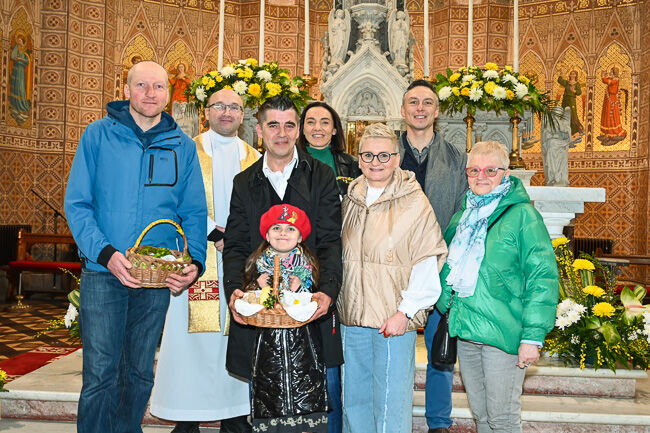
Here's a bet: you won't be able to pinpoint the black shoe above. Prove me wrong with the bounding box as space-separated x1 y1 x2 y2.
428 428 450 433
171 421 200 433
220 415 252 433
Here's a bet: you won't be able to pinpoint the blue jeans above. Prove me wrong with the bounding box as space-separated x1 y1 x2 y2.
341 325 416 433
424 308 454 429
457 340 526 433
327 366 342 433
77 270 170 433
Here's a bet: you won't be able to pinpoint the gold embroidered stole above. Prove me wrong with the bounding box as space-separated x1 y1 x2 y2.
188 134 258 334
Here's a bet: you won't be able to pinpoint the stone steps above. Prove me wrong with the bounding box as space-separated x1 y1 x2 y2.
414 359 646 398
2 349 650 432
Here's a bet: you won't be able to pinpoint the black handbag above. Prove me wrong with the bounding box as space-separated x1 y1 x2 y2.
430 311 457 368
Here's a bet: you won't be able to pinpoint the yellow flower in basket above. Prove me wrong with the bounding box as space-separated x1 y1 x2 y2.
592 302 616 318
484 62 499 71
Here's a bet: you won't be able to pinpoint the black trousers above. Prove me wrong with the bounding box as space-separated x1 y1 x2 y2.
220 415 251 433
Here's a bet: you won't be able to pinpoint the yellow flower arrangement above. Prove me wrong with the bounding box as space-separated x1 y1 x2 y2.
543 239 650 372
186 60 310 111
434 63 554 124
592 302 616 318
583 285 606 298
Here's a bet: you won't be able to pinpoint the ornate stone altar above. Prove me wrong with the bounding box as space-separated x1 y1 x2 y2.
320 1 414 139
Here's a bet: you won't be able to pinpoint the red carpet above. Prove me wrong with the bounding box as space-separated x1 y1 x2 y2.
0 345 80 383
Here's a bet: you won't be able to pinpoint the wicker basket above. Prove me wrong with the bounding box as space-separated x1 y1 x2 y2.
241 256 316 328
125 219 191 288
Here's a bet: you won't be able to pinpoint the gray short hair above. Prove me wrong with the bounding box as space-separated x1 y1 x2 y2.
468 141 510 168
359 123 399 152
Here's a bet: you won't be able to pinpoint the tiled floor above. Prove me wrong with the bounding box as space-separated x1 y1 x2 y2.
0 295 75 361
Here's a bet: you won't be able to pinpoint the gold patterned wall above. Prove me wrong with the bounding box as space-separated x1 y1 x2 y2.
0 0 647 282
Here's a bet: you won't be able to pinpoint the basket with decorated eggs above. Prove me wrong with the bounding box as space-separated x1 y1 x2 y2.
235 256 318 328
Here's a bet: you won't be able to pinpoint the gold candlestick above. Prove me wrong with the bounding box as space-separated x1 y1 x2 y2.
301 74 318 90
464 113 475 153
509 115 526 169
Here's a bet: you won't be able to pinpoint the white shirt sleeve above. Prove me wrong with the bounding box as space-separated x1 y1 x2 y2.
398 255 442 318
207 216 217 234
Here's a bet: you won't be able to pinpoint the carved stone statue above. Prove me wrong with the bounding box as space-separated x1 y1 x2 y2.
349 89 386 117
388 10 409 68
541 107 571 187
328 9 351 68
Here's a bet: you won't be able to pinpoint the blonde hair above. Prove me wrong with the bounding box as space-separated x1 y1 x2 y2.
468 141 510 168
359 123 399 152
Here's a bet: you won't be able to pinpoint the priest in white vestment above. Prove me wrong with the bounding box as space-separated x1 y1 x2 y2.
151 89 260 433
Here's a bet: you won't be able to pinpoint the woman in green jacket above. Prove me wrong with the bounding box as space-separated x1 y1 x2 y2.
436 141 559 433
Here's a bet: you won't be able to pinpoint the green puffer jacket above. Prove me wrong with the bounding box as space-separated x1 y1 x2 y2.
436 176 559 355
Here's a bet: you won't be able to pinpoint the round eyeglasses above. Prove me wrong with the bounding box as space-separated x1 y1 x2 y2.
359 151 398 164
207 103 243 113
465 167 506 178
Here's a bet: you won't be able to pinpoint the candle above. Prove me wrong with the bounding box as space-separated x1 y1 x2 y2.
467 0 473 66
259 0 265 64
513 0 519 72
304 0 310 75
217 0 225 69
424 0 430 77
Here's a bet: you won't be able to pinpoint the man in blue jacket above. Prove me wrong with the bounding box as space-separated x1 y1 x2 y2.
64 60 207 433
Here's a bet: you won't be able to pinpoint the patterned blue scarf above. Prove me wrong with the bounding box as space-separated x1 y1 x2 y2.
445 176 511 297
256 247 313 293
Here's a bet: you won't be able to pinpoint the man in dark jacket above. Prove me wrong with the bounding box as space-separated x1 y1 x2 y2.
398 80 469 433
224 95 343 427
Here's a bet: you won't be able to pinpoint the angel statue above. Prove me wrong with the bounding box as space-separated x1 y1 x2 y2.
388 9 410 68
328 9 351 68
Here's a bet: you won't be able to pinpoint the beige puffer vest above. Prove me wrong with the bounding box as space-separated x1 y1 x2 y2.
338 168 448 331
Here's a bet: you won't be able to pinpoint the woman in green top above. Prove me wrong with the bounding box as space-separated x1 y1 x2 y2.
298 101 361 196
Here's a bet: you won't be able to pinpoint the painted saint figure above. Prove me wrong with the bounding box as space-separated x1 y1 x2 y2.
169 63 191 112
9 35 32 125
598 66 627 145
557 71 583 138
169 63 198 137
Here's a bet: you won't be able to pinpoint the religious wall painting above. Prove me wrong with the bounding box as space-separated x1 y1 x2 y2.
552 47 587 152
120 35 156 98
164 41 199 138
519 51 546 154
593 43 631 152
7 9 34 129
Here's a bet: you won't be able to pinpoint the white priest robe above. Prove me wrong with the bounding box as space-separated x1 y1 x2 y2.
150 130 260 421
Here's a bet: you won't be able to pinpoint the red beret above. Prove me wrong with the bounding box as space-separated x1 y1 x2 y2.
259 204 311 241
